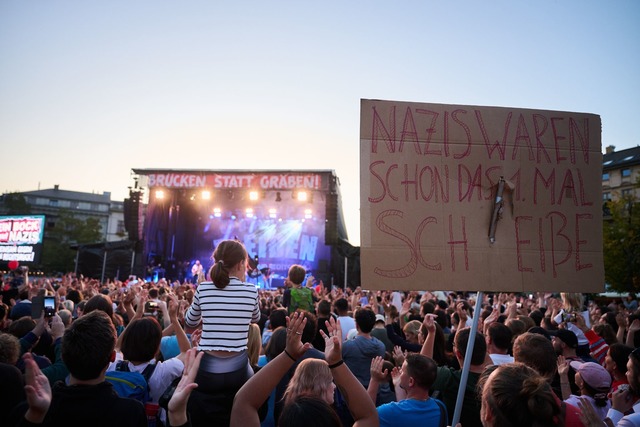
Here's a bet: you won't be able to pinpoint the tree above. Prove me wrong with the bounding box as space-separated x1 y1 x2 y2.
0 192 32 215
41 210 104 274
603 179 640 292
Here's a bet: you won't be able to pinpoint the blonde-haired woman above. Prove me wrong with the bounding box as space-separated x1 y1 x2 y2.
284 358 336 406
247 323 262 368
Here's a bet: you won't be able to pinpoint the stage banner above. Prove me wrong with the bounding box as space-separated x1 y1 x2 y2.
360 99 604 293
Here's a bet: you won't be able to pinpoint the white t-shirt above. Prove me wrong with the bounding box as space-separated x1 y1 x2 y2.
489 353 514 365
338 315 356 342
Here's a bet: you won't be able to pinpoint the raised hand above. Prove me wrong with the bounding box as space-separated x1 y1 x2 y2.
423 313 436 335
190 328 202 348
168 348 203 426
557 355 569 377
320 316 343 365
23 352 52 424
285 311 311 360
369 355 388 383
392 345 406 367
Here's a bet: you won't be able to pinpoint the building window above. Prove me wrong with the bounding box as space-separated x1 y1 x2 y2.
602 172 610 181
59 200 71 208
603 192 611 201
116 220 125 234
622 189 632 197
622 168 631 178
78 202 91 210
49 199 58 207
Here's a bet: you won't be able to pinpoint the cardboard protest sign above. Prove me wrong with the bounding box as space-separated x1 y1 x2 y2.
360 99 604 292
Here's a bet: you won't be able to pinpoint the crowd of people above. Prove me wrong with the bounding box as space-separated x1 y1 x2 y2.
1 239 640 427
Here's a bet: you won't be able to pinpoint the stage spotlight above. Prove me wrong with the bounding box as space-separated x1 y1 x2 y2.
304 209 312 219
245 208 254 218
296 191 308 202
155 190 165 200
190 193 196 201
269 208 277 219
275 191 282 202
202 190 211 200
249 191 259 201
213 207 222 218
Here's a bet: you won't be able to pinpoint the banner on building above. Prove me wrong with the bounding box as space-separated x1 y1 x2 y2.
0 215 45 263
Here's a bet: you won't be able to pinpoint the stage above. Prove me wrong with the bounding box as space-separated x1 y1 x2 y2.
127 169 349 287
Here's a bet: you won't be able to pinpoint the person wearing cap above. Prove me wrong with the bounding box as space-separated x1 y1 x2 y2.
558 359 612 420
552 328 585 396
370 313 394 354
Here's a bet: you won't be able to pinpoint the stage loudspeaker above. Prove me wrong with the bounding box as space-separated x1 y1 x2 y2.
325 193 338 245
124 190 143 241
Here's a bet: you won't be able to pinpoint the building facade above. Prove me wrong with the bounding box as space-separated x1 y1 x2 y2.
0 185 125 242
602 145 640 211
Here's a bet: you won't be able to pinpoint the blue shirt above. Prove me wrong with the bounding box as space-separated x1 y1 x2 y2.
377 397 446 427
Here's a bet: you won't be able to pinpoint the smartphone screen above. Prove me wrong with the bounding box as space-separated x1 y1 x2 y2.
44 296 56 317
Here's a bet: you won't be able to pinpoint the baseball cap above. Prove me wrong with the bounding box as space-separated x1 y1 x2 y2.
375 314 385 323
569 361 612 391
527 326 552 341
552 329 578 349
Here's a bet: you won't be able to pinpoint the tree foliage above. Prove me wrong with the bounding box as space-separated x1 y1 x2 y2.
603 182 640 292
1 193 32 214
41 210 103 274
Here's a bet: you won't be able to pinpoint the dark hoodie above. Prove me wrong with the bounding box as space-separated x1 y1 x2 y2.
16 381 146 427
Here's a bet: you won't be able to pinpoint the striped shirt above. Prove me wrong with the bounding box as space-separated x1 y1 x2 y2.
184 277 261 352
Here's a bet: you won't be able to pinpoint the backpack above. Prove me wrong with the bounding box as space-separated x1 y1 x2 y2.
290 287 313 313
105 360 157 404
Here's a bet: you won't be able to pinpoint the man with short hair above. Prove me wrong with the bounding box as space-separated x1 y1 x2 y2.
342 308 385 388
423 326 488 427
18 310 147 426
486 322 514 365
369 353 446 426
605 347 640 426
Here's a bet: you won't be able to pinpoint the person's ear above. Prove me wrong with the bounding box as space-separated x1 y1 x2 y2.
482 404 494 425
110 350 116 363
454 348 462 360
408 376 415 388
